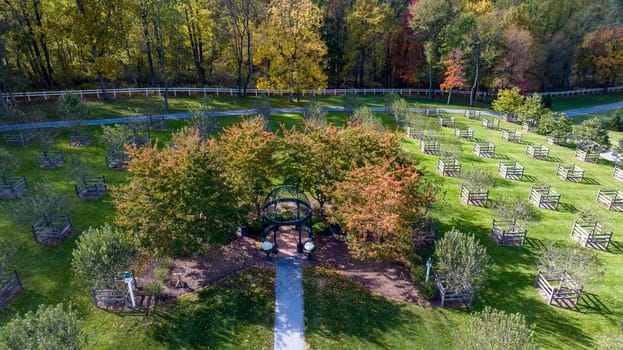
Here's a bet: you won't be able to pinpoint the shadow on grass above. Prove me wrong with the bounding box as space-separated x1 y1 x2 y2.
582 177 601 185
148 267 275 349
522 174 538 183
303 266 418 348
494 153 510 160
607 241 623 255
546 156 562 163
559 202 579 213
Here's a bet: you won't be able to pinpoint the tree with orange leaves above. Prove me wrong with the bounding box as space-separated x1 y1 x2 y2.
440 49 467 105
327 159 433 261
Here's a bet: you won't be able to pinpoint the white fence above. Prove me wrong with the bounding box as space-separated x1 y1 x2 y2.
3 86 623 102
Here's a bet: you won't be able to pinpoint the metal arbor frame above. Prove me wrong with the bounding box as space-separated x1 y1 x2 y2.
261 186 313 256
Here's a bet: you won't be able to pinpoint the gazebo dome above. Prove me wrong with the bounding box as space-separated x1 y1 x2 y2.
262 185 312 225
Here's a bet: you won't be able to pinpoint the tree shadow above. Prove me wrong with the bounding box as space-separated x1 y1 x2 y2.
149 267 275 349
546 156 562 163
582 177 601 185
494 153 510 160
302 267 418 348
558 202 578 213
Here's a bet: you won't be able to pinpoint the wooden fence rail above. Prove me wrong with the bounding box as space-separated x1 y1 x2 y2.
596 189 623 211
570 221 612 249
5 86 623 102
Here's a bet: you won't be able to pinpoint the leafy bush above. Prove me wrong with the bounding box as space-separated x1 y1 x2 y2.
435 229 490 293
154 265 171 283
0 303 87 350
144 281 162 297
72 224 137 289
492 87 524 114
457 306 535 350
312 221 329 235
418 282 438 301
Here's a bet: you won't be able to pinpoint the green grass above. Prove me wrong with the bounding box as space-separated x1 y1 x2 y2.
2 106 623 348
549 92 623 112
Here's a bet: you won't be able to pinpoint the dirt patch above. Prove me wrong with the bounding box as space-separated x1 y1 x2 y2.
107 233 427 311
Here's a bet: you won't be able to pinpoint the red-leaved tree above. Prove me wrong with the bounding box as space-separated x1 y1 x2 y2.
440 49 468 104
326 159 434 261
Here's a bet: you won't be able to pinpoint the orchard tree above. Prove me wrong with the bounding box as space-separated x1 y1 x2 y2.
112 128 245 255
214 117 277 216
72 224 137 288
492 195 539 229
537 111 572 139
0 303 87 350
538 243 601 288
302 98 326 126
607 108 623 131
435 228 490 293
0 147 20 177
440 49 468 104
492 87 523 115
574 117 611 152
457 307 535 350
58 94 90 136
255 0 327 101
327 159 433 261
2 182 71 225
516 94 546 124
409 0 454 99
0 238 15 274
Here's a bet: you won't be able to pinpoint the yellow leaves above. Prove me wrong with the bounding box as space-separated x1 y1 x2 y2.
462 0 494 15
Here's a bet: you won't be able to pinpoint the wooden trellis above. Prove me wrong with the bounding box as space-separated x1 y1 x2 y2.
105 150 130 170
148 115 166 130
460 184 488 206
473 141 495 158
436 275 474 307
35 150 64 169
438 116 455 128
3 132 33 146
0 176 28 199
575 149 600 163
535 271 583 307
437 157 461 176
420 137 441 155
0 270 23 309
546 135 567 146
498 160 524 180
481 118 500 130
529 185 560 210
596 189 623 211
526 144 550 160
454 127 474 140
425 107 440 117
570 221 612 249
502 113 518 122
557 163 584 182
75 176 107 200
501 129 522 143
68 131 92 147
405 127 425 140
464 110 480 120
614 166 623 182
491 219 527 246
31 214 73 244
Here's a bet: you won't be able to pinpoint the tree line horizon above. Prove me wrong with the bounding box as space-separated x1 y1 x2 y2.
0 0 621 102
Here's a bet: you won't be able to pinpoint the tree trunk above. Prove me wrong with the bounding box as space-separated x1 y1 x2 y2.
125 42 139 87
470 56 480 107
427 60 433 100
92 46 109 101
141 12 157 87
447 89 453 105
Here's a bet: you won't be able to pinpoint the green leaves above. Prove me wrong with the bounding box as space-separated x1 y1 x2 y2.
0 303 87 350
458 306 535 350
573 117 611 152
435 229 490 293
72 223 136 288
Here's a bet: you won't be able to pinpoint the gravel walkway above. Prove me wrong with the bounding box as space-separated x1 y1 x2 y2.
274 256 305 350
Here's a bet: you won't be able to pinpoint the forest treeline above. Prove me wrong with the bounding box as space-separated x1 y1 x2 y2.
0 0 621 99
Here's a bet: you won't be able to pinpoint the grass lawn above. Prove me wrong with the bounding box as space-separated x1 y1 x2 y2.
13 91 621 133
1 105 623 348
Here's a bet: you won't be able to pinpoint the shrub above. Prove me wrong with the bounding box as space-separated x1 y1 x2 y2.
457 306 535 350
144 281 162 297
0 303 87 350
435 229 490 293
72 224 136 289
418 282 438 301
492 87 524 115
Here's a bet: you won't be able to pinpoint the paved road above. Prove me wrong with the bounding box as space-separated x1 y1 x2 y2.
274 256 305 350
